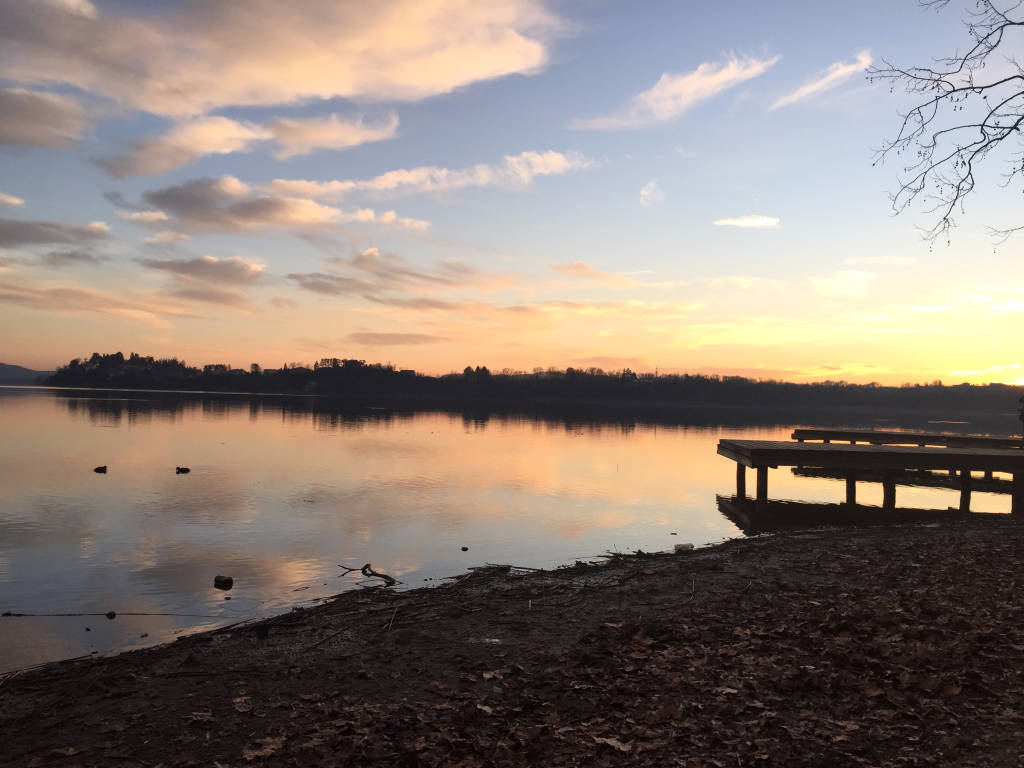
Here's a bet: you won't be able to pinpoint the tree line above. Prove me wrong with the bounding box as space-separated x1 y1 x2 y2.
41 351 1024 414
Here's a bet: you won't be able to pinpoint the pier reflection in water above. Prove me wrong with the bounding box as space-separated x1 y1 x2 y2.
0 386 1017 670
716 495 969 537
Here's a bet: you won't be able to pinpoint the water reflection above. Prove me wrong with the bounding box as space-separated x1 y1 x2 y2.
41 385 1021 434
0 385 1019 671
716 495 966 536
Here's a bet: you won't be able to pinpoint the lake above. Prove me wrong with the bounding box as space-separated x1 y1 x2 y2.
0 386 1016 671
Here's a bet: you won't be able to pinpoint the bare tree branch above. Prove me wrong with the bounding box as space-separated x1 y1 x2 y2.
870 0 1024 241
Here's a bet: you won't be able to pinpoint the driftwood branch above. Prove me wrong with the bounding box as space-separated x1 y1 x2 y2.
360 563 397 587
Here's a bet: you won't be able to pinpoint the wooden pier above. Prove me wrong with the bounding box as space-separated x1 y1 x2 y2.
717 438 1024 513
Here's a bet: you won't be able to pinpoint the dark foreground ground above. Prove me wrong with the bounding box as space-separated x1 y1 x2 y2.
3 516 1024 767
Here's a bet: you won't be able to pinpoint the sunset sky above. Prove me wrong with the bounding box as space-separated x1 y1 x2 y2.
1 0 1022 383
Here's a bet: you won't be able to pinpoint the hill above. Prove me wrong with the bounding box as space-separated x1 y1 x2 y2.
0 362 54 384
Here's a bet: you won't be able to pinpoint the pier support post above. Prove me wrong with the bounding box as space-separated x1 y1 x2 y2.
984 470 993 481
1014 474 1024 514
736 464 746 499
959 470 972 513
882 470 896 513
845 469 856 506
756 466 768 505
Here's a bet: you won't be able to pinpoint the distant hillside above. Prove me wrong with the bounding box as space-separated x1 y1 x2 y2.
0 362 54 384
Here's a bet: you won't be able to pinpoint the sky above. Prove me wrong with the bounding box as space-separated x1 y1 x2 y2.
1 0 1022 384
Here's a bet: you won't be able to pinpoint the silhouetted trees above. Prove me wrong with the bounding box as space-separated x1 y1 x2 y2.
43 351 1024 414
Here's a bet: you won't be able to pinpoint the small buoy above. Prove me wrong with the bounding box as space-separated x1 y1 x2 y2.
175 466 190 474
214 574 233 590
461 546 469 552
85 627 91 632
93 466 107 474
105 611 116 620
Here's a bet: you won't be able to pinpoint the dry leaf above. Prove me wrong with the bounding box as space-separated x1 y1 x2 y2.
233 696 253 713
243 735 286 761
594 737 632 752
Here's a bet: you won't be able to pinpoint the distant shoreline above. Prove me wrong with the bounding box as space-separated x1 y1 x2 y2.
37 353 1024 424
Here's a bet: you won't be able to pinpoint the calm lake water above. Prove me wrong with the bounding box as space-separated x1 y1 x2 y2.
0 386 1016 671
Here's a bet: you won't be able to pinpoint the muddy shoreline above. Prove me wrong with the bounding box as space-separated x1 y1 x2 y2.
3 516 1024 767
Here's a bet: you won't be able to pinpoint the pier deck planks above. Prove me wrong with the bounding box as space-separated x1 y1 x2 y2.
790 428 1021 450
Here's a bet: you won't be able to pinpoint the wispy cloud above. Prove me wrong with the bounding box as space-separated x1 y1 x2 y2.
40 249 104 267
269 113 399 159
143 231 191 244
551 261 607 279
0 279 193 327
810 269 876 299
0 192 24 207
347 332 449 346
98 113 401 176
771 50 872 110
0 88 87 147
844 255 915 266
118 210 168 224
137 254 264 307
0 217 109 246
334 247 496 289
139 175 429 232
288 246 503 300
335 209 430 231
713 215 779 228
639 179 664 206
551 261 635 288
98 117 272 177
138 255 264 284
267 150 594 200
949 363 1023 377
571 55 779 130
142 176 340 231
